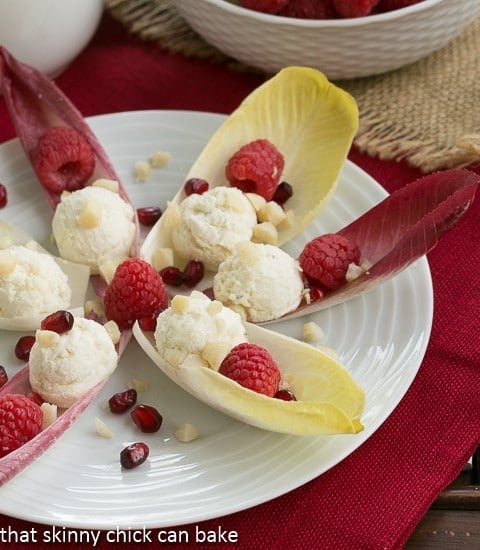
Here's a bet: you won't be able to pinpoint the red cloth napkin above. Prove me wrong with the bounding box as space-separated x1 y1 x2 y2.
1 12 479 550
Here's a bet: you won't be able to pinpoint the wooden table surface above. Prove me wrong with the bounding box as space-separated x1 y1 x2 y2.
407 449 480 548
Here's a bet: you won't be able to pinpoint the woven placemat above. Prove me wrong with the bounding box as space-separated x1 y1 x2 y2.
104 0 480 173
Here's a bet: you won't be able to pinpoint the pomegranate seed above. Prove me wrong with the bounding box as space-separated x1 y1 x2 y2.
0 183 7 208
182 259 204 287
0 366 8 388
138 313 158 332
15 335 36 361
160 266 184 287
131 404 163 433
275 389 297 401
184 178 209 195
108 388 137 414
306 282 325 302
120 442 149 469
40 310 74 333
272 181 293 206
137 206 162 226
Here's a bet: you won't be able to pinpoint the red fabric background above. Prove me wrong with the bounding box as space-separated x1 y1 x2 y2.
1 12 479 550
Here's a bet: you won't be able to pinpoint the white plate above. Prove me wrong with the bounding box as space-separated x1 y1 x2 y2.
0 110 433 528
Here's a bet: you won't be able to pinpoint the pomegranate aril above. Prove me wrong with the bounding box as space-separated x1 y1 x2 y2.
0 183 7 208
275 389 297 401
15 335 36 361
120 442 149 469
184 178 209 195
272 181 293 206
138 313 159 332
0 366 8 388
160 266 184 287
131 404 163 433
40 310 74 333
182 259 204 287
307 282 325 302
109 388 137 414
137 206 162 226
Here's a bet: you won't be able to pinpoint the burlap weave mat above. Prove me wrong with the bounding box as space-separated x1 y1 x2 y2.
104 0 480 173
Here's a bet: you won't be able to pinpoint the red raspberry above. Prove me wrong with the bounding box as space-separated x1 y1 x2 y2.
241 0 290 13
378 0 422 11
225 139 284 201
299 233 361 290
32 126 95 194
0 183 7 208
0 394 43 458
104 257 169 330
279 0 337 18
333 0 380 17
219 343 281 397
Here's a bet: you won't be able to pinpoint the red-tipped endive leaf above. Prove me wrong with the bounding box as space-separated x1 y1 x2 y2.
0 329 131 486
0 47 138 245
274 168 479 322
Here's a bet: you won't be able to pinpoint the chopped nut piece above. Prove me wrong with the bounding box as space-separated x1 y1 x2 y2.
36 329 61 348
207 300 223 316
171 294 190 313
104 320 121 345
94 416 114 438
0 250 16 276
99 259 117 284
128 378 150 392
92 178 119 193
201 342 232 371
152 247 175 271
257 201 287 226
252 222 278 245
302 321 324 343
175 423 199 442
345 262 363 283
245 192 267 212
277 209 295 231
134 160 152 182
151 150 171 167
40 402 58 429
77 200 101 229
165 348 187 367
236 240 263 263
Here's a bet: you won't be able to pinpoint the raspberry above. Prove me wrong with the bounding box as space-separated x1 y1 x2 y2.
299 233 361 290
378 0 422 11
333 0 380 17
279 0 337 18
32 126 95 194
0 183 7 208
0 394 43 458
104 257 169 330
219 343 281 397
241 0 290 13
225 139 284 201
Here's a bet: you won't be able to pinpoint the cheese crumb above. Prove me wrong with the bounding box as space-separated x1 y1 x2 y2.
151 150 171 168
135 160 152 182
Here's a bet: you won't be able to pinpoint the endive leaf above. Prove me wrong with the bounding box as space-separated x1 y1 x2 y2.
0 221 90 331
0 46 139 254
133 321 365 436
141 66 358 267
276 168 479 321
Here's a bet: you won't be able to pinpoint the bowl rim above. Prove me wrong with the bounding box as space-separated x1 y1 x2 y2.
184 0 450 26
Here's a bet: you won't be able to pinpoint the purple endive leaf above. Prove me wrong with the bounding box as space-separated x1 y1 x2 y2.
0 47 138 246
0 329 131 487
273 168 479 321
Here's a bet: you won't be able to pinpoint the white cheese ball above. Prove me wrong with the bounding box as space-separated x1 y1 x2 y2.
29 317 118 408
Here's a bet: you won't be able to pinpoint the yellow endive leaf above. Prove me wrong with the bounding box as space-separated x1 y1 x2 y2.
141 66 358 266
133 320 364 436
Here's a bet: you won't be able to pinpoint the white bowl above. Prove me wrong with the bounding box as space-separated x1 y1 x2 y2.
0 0 104 77
176 0 480 79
